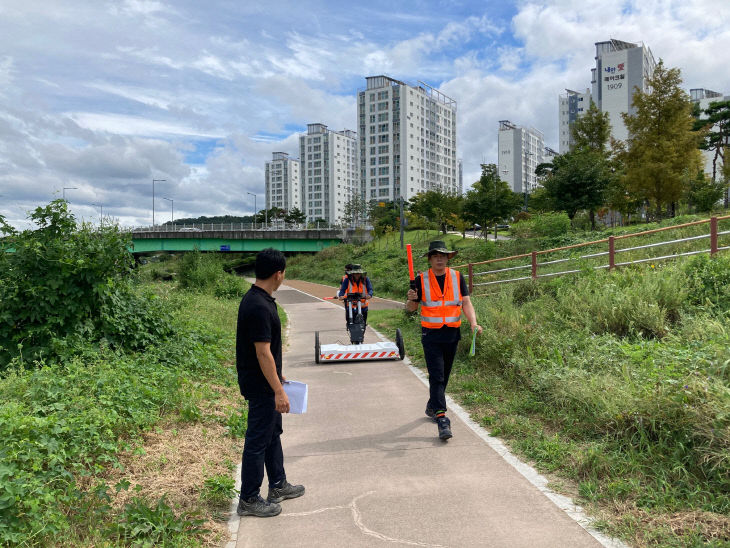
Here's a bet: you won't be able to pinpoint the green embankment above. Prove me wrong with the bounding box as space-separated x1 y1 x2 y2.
288 226 730 547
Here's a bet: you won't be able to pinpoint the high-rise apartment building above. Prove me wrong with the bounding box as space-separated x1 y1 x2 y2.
591 39 656 142
358 75 458 203
559 39 656 150
265 152 301 215
558 88 591 153
299 123 359 224
497 120 546 195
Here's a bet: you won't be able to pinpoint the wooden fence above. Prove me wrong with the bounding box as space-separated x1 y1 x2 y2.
453 215 730 296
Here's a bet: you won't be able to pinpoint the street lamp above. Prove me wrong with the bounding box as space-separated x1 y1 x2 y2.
62 187 78 201
152 179 166 226
247 191 257 229
162 197 173 226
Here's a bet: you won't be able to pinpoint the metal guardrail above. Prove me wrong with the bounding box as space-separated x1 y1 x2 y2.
130 222 319 232
453 215 730 295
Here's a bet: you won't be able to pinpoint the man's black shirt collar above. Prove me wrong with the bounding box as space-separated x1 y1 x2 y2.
251 284 276 302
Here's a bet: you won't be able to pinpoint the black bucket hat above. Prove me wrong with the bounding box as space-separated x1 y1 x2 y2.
422 240 457 259
347 264 365 274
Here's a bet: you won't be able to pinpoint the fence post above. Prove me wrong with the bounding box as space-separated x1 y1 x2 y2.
609 236 615 270
468 263 473 295
531 251 538 280
710 216 718 256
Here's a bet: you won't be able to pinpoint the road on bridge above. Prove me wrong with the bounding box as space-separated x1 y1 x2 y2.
229 281 617 548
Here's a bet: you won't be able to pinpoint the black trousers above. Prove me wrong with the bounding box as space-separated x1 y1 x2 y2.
240 395 285 500
423 339 458 414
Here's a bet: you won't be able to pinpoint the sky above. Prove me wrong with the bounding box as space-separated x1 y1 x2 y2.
1 0 728 229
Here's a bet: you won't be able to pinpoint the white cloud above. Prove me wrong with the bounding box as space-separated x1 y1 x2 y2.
1 0 727 228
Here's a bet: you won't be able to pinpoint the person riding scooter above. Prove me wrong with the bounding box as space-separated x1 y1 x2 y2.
337 264 373 327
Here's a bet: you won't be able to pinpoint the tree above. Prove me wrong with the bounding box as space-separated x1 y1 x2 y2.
408 190 463 234
462 164 521 239
368 200 400 236
284 207 306 226
571 100 611 153
538 101 614 229
342 195 369 226
694 99 730 206
621 61 703 219
685 170 725 213
541 150 613 228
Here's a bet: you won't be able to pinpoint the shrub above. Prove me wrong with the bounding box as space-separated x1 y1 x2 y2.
683 254 730 309
108 496 207 546
200 474 236 506
0 200 169 367
213 274 248 300
177 250 224 291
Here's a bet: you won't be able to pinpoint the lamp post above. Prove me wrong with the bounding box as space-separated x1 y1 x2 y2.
62 187 78 201
152 179 166 226
247 191 256 229
162 197 173 227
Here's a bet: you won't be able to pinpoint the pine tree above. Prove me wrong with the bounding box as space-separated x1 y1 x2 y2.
621 61 703 219
694 99 730 206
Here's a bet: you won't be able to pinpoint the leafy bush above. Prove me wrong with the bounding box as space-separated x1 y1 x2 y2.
177 249 225 291
510 212 571 239
0 200 170 368
0 322 224 544
108 496 207 546
200 474 236 506
214 274 248 300
683 253 730 309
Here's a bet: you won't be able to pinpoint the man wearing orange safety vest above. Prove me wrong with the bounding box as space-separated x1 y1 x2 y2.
337 264 374 326
405 241 482 440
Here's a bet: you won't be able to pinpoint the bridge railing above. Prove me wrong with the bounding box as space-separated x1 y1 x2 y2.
129 221 338 232
452 215 730 297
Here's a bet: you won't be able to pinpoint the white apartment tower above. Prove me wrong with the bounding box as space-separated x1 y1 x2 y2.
265 152 301 214
559 39 656 151
558 88 591 153
498 120 546 195
299 123 359 224
358 75 458 203
591 39 656 143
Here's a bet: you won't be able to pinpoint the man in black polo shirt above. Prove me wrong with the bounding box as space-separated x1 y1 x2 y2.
236 248 305 518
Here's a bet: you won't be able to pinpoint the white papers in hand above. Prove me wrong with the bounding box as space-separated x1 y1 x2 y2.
283 381 308 414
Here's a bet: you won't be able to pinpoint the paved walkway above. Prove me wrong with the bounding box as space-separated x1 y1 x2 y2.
231 282 616 548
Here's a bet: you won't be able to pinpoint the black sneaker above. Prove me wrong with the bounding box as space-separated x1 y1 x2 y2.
267 480 305 503
237 495 282 517
425 406 437 421
437 416 452 440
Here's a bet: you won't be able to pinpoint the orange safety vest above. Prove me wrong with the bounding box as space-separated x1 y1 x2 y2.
345 279 369 308
420 267 462 328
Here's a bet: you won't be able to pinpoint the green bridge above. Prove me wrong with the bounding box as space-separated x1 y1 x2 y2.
130 228 368 254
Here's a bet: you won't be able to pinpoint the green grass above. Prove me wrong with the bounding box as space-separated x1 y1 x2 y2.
0 280 251 546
